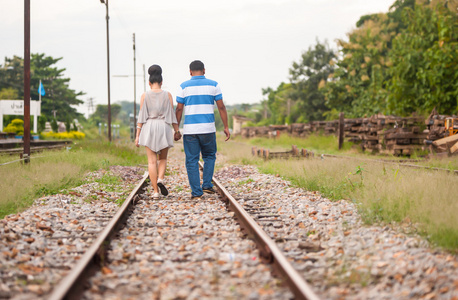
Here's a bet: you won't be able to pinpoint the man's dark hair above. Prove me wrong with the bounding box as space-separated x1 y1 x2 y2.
189 60 204 71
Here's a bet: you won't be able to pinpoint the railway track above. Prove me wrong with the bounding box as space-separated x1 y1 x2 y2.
0 144 68 155
2 150 457 299
0 140 72 166
45 161 319 299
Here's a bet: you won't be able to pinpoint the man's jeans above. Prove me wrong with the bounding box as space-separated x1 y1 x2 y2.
183 133 217 197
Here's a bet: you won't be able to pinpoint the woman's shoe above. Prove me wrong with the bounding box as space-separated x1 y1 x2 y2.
157 180 169 196
152 192 160 200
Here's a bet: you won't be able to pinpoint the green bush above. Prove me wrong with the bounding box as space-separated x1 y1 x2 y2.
65 117 71 132
51 118 58 132
38 115 47 133
3 119 24 135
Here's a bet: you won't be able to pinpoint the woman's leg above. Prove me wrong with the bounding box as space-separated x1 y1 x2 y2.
145 147 159 193
157 147 169 181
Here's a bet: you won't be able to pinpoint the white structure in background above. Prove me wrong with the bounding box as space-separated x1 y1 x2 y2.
232 115 252 135
0 100 41 133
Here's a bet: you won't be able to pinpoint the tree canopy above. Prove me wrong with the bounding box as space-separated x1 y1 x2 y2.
258 0 457 125
0 53 84 121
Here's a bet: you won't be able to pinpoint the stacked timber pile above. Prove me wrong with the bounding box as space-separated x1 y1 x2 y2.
358 116 378 151
430 134 458 155
378 126 428 156
341 114 425 154
309 121 328 134
251 145 315 160
324 120 338 135
291 123 313 137
240 113 456 156
425 108 451 140
424 108 458 155
241 125 292 138
269 125 290 137
241 126 270 138
343 118 365 143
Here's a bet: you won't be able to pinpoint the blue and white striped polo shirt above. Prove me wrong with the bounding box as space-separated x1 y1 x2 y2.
176 75 223 135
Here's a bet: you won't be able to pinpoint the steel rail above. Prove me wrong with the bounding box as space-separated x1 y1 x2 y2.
201 161 321 300
48 172 149 300
0 144 67 154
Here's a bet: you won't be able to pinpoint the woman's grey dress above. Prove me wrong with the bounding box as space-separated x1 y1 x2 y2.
137 90 177 153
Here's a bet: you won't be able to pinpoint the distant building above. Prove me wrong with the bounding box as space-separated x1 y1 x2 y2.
232 115 252 135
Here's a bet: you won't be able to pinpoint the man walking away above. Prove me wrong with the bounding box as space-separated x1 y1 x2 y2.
175 60 230 200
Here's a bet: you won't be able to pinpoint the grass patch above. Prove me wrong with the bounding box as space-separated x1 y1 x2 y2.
0 139 146 218
218 135 458 252
247 134 353 154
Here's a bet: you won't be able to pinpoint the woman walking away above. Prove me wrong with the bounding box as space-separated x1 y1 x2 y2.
135 65 181 199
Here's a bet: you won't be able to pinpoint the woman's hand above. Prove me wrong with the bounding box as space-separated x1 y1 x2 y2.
135 136 140 147
174 131 182 141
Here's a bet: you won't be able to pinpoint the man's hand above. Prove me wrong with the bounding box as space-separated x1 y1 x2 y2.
224 128 231 141
174 131 182 141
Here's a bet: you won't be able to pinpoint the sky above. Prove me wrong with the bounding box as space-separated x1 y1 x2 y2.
0 0 395 118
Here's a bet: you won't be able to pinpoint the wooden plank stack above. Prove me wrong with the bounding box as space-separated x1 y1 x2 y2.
423 108 458 155
425 108 447 141
378 126 428 156
291 123 312 137
431 134 458 155
251 145 315 160
240 112 456 156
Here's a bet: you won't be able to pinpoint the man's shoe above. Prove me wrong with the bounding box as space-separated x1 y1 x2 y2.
191 194 202 200
202 187 217 194
157 181 169 196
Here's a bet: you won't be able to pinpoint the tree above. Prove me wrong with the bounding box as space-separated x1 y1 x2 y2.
65 117 71 132
0 53 85 121
38 115 47 133
90 104 121 126
0 56 23 93
325 13 397 117
31 54 84 120
386 1 458 115
114 100 140 126
0 87 19 100
51 118 58 132
324 0 419 117
289 40 336 122
261 83 294 125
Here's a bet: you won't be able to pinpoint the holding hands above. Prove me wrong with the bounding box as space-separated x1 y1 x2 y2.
174 131 182 141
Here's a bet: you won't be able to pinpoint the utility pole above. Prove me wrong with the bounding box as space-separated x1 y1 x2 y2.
100 0 111 142
23 0 31 163
133 33 137 131
143 64 146 93
338 112 345 150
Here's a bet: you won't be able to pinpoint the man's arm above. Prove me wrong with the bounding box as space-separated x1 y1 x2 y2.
216 100 230 141
175 102 184 126
175 102 184 141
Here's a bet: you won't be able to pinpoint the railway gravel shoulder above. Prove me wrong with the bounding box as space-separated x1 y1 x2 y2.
0 165 145 299
215 164 458 299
